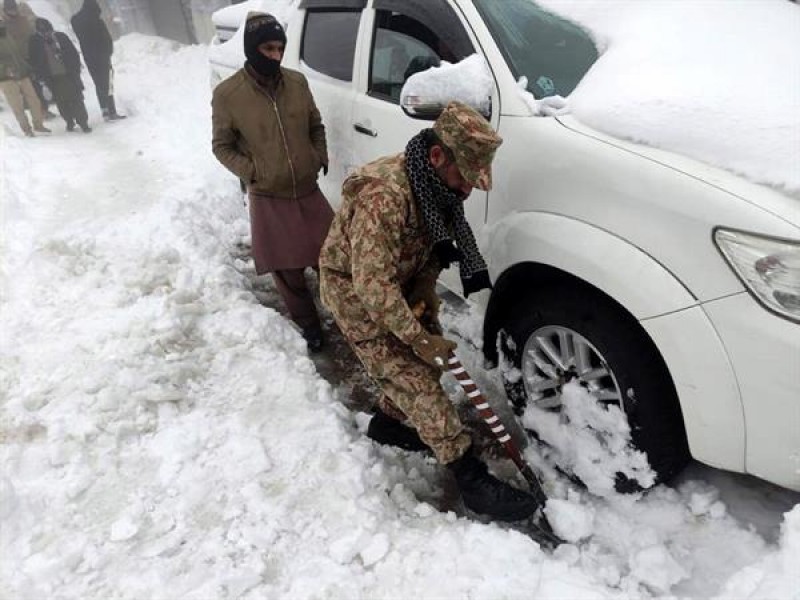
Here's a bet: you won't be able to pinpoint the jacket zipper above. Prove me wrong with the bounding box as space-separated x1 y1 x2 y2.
270 97 297 200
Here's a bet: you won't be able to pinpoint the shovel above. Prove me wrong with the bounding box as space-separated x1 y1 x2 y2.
412 301 562 547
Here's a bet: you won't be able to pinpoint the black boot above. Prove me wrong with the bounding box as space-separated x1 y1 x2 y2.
448 451 540 522
106 96 126 121
367 409 429 452
301 324 323 353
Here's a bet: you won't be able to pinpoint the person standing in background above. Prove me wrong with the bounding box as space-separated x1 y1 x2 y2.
0 17 48 136
2 0 53 117
211 12 333 352
29 18 91 133
71 0 125 121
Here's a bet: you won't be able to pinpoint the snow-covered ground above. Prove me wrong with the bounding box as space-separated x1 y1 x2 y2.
1 22 799 600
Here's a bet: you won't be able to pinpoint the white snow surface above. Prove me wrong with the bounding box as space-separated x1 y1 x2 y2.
536 0 800 194
1 26 799 600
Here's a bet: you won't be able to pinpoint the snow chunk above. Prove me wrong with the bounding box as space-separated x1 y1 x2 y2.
359 532 391 567
546 498 595 543
629 545 687 594
521 382 655 497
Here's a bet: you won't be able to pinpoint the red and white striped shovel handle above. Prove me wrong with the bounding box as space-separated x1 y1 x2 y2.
447 352 548 506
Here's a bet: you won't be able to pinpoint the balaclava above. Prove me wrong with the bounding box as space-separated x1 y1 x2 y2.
35 17 54 35
243 12 286 78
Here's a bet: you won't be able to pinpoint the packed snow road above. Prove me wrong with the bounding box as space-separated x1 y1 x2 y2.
1 35 798 600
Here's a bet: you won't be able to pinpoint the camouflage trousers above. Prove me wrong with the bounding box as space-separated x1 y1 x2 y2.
351 334 472 464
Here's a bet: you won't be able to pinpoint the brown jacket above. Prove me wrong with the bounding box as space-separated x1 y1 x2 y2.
3 7 35 62
211 66 328 199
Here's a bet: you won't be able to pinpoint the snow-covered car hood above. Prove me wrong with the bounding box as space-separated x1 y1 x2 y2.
536 0 800 199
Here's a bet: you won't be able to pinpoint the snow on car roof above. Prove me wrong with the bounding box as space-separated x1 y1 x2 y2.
212 0 298 29
537 0 800 195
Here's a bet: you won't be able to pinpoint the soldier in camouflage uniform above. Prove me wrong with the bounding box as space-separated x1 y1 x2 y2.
319 102 539 522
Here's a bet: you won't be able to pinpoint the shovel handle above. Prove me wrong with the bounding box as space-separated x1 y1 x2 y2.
446 352 548 506
411 300 547 502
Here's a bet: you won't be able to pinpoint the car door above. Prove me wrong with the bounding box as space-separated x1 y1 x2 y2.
350 0 499 292
293 0 366 206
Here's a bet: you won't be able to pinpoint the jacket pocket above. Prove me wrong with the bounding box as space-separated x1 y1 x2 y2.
253 157 267 184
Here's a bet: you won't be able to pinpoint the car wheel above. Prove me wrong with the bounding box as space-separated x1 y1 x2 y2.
500 283 690 491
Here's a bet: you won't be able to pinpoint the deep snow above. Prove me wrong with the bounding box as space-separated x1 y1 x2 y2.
1 10 799 600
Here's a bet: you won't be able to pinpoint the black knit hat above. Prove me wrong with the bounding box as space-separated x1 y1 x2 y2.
243 12 286 59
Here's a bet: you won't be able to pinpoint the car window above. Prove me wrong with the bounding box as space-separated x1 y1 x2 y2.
301 10 361 81
368 0 474 103
474 0 598 99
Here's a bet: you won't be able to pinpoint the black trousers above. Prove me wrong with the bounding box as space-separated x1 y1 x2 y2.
86 60 111 111
49 75 89 127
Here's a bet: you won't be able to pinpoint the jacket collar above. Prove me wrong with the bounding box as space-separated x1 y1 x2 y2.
244 63 282 93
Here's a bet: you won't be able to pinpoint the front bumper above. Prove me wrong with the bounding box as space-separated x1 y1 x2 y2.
703 292 800 491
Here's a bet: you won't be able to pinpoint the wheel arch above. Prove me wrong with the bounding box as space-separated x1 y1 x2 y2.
481 214 746 472
482 212 698 364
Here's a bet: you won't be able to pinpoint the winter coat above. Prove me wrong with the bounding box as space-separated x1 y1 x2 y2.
0 32 30 81
28 31 83 89
319 153 440 344
2 7 35 62
70 1 112 70
211 66 328 199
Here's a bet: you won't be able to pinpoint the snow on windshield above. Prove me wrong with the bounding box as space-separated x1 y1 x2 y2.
535 0 800 194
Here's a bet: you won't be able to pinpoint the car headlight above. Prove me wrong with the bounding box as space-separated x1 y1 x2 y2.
714 228 800 323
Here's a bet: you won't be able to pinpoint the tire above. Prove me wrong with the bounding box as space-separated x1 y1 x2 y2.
500 283 690 491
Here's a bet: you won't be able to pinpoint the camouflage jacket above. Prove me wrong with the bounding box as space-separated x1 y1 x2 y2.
319 153 439 344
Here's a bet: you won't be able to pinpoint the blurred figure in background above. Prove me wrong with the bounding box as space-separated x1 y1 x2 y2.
29 17 91 133
2 0 53 117
0 17 48 136
71 0 125 121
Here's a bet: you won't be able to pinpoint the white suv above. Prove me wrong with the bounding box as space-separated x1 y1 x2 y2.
209 0 800 491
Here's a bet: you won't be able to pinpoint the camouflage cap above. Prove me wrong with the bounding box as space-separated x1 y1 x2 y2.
432 101 502 191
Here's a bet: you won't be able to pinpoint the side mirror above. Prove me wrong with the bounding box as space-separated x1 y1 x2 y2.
400 95 447 120
399 54 493 121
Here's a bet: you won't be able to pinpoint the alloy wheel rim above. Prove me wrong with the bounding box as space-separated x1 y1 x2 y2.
520 325 624 411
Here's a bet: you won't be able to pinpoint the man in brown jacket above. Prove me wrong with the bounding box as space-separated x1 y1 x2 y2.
0 16 47 136
212 12 333 352
319 102 540 522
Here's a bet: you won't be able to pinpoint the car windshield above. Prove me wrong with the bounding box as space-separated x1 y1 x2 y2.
473 0 598 99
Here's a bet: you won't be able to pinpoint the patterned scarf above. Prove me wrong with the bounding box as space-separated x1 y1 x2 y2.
405 130 492 297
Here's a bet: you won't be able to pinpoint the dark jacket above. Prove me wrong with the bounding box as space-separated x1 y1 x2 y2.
211 66 328 199
28 31 82 87
70 0 112 69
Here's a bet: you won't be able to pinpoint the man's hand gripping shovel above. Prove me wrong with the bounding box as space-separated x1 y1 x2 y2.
412 301 563 549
